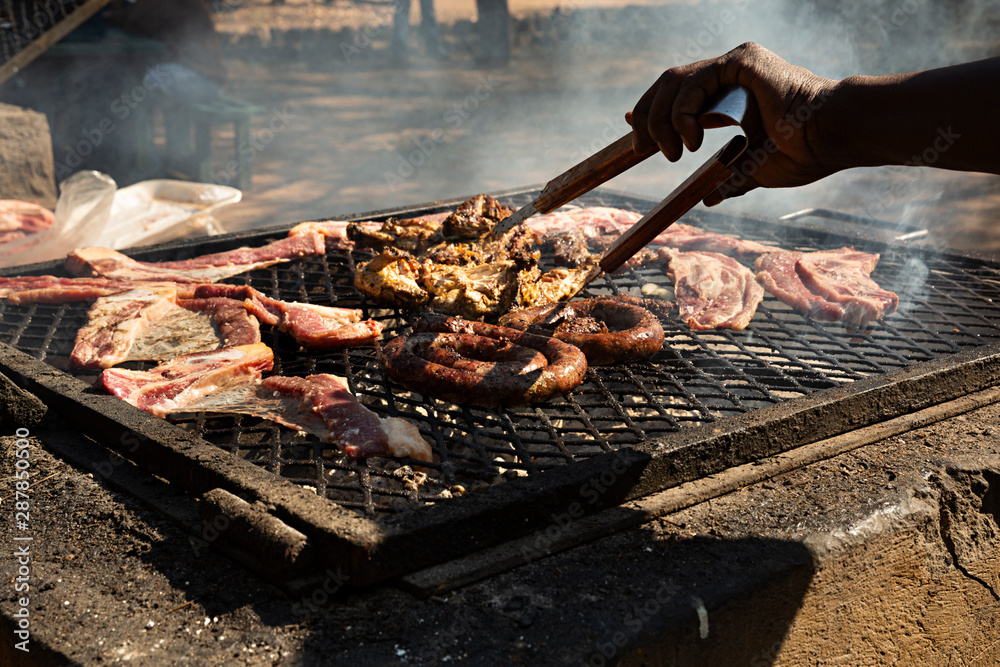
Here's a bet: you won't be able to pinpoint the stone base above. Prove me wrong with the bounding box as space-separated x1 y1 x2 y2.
0 103 57 209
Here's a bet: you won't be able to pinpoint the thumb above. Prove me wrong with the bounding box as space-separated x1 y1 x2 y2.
704 172 759 207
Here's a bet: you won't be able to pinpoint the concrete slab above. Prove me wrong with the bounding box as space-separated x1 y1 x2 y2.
0 104 57 209
1 397 999 665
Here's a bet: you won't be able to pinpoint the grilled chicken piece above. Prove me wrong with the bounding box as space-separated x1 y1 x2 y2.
354 248 430 309
347 216 445 253
541 230 594 267
422 260 522 318
517 258 600 306
442 194 513 239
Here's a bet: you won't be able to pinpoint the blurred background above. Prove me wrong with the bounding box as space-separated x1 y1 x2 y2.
2 0 999 253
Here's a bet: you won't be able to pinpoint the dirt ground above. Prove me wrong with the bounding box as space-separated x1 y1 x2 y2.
194 0 1000 256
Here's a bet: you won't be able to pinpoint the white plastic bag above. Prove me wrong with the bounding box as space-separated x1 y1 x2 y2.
95 180 240 250
0 170 116 268
0 173 240 268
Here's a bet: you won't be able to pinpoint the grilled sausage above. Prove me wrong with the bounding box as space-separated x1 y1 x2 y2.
499 296 666 366
379 316 588 407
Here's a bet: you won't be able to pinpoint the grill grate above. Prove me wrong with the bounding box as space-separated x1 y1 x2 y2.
3 191 1000 518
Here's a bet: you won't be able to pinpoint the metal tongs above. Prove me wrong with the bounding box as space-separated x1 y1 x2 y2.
491 86 754 301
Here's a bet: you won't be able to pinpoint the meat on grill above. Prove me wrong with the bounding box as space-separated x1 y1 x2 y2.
260 374 432 462
70 285 179 369
0 276 189 304
499 295 666 365
65 233 326 283
795 248 899 325
354 235 576 320
177 297 262 347
347 215 448 253
0 200 55 234
380 316 588 407
192 284 382 348
291 212 452 251
443 193 514 239
660 247 764 330
526 207 642 238
754 251 848 322
656 223 781 260
98 342 274 418
540 230 593 267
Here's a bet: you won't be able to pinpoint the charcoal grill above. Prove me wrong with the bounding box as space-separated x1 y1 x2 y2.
3 187 1000 586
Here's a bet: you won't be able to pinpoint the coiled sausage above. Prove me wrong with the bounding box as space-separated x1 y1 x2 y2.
379 316 588 407
499 296 666 366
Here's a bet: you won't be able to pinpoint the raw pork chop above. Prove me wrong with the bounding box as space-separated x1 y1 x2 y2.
796 248 898 325
755 251 847 322
660 248 764 330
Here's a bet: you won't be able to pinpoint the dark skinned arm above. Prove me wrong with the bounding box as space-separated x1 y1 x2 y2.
628 42 1000 205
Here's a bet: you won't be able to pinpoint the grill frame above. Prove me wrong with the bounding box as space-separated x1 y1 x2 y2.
3 186 1000 585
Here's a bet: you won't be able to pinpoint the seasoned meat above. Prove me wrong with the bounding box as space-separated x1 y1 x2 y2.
353 248 430 309
660 248 763 330
795 247 898 325
442 194 513 239
542 230 593 267
347 216 445 253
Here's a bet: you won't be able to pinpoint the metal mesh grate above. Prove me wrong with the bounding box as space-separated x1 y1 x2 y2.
1 0 105 67
3 191 1000 516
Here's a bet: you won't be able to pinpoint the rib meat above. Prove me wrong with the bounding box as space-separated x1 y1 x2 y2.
66 233 325 283
755 251 847 322
260 374 432 461
178 297 262 347
795 247 898 325
660 248 763 330
98 343 274 418
0 276 189 304
0 200 54 233
193 284 382 348
70 285 178 369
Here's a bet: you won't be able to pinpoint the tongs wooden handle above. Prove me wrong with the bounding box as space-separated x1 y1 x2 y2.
492 86 753 239
599 134 748 273
534 135 658 214
491 137 657 237
558 134 750 304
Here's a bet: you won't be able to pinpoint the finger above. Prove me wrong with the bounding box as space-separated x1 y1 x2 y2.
704 172 759 206
629 72 669 155
672 65 729 153
645 80 685 161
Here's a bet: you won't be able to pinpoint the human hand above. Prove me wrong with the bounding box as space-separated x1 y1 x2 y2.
628 42 841 204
